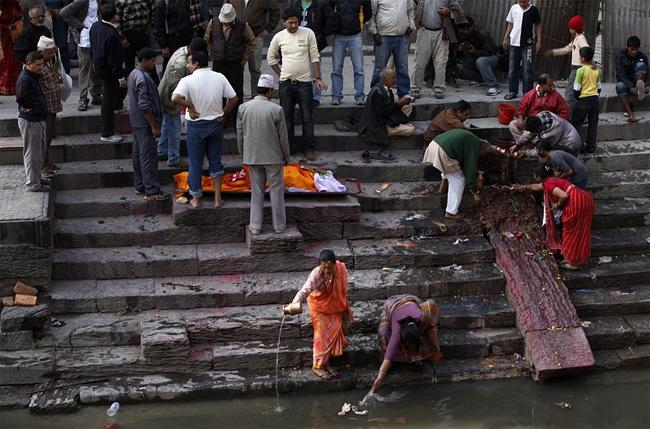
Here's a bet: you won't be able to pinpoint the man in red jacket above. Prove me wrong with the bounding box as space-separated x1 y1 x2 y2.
509 73 569 141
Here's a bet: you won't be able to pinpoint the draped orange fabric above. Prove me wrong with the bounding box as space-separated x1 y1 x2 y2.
307 261 352 368
173 163 317 196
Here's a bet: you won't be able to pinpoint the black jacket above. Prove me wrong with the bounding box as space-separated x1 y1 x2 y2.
16 68 47 122
615 49 649 90
459 26 497 58
289 0 328 51
359 84 410 145
13 24 52 63
90 20 125 79
327 0 371 36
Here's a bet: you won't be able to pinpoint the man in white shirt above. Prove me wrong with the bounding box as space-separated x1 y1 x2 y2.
267 7 326 162
61 0 103 111
171 51 238 208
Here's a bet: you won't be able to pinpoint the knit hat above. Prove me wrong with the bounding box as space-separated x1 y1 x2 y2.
258 74 275 89
219 3 236 23
37 36 56 51
568 15 583 34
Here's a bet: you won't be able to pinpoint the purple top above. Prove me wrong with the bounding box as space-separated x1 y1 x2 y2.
384 302 424 362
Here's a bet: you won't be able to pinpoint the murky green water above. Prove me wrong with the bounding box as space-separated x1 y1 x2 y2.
1 369 649 429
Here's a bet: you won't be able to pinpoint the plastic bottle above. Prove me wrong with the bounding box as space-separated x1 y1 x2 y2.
106 402 120 417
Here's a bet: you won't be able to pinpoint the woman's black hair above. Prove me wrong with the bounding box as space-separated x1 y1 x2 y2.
319 249 336 263
453 100 471 113
533 164 552 180
399 316 421 351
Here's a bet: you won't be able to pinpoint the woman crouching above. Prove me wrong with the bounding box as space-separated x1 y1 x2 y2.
371 294 443 393
284 250 352 380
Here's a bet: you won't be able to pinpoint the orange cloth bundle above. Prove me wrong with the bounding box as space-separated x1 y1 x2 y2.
173 163 318 195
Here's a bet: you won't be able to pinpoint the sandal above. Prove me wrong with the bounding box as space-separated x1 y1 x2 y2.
144 193 170 201
559 262 580 271
312 368 332 380
361 151 371 164
504 93 517 100
370 151 395 161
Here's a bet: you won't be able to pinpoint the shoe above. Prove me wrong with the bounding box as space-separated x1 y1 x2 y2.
469 81 481 86
40 178 51 186
331 98 341 106
27 185 50 192
410 86 421 99
114 103 124 112
361 150 371 164
91 98 102 106
41 170 54 179
100 134 124 143
143 192 170 201
77 102 88 111
487 87 501 96
135 189 145 196
447 77 460 88
504 93 517 100
636 79 646 101
355 96 365 106
274 227 287 234
312 99 320 108
158 154 168 161
167 159 187 168
304 148 318 161
247 225 262 235
445 211 465 220
585 145 597 154
370 151 395 162
48 163 60 171
434 89 445 99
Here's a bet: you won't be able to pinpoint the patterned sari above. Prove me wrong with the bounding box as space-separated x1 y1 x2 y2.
0 1 23 95
307 261 352 369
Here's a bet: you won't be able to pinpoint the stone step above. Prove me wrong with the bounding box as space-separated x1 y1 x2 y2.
246 225 303 254
584 169 650 200
54 214 245 247
582 316 648 351
563 254 650 290
49 263 506 313
571 285 650 317
592 198 650 229
55 187 173 218
51 240 352 280
591 226 650 257
44 295 515 348
592 344 650 370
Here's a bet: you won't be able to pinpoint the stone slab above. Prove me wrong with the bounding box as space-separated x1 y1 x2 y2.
0 329 34 351
154 276 244 309
49 280 98 313
96 278 158 313
581 317 636 350
140 318 189 365
591 226 650 256
28 385 80 414
0 384 35 408
524 328 595 380
297 222 344 241
571 285 650 317
48 313 140 348
592 349 622 370
52 245 199 280
351 236 493 270
1 304 49 332
563 254 650 289
616 344 650 368
592 198 650 229
55 346 144 379
55 187 172 218
0 244 50 295
246 225 303 255
0 189 50 247
0 349 55 384
624 314 650 343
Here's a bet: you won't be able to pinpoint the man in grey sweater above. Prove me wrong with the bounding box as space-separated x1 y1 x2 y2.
237 74 290 235
127 47 168 201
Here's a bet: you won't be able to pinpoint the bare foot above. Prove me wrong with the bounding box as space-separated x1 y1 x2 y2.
190 197 201 208
438 178 448 194
312 368 332 380
560 262 580 271
214 199 223 208
627 115 638 123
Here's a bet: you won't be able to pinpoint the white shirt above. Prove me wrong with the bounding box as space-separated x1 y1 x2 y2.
506 3 540 47
79 0 99 48
173 68 237 121
267 27 320 82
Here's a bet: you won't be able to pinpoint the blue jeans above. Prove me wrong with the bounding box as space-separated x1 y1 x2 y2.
507 46 534 96
331 33 365 100
157 112 181 165
476 55 500 88
371 35 410 97
279 80 314 152
616 61 649 94
186 119 224 198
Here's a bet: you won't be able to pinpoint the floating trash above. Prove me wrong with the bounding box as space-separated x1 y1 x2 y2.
554 401 572 409
337 402 368 416
598 256 612 264
580 321 592 328
453 238 469 245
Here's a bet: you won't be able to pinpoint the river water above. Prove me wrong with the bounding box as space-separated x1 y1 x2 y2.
2 369 649 429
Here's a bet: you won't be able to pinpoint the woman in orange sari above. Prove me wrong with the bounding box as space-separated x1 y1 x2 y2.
285 249 352 379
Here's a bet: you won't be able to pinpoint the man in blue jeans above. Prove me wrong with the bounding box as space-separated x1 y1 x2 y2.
368 0 415 98
267 8 326 161
328 0 372 105
172 51 238 208
502 0 542 100
457 17 500 96
615 36 649 123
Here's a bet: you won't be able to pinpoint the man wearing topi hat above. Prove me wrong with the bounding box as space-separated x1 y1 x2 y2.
36 36 62 177
237 74 290 235
204 2 256 128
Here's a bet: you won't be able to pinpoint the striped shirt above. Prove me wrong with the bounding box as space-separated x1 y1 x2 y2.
39 61 63 114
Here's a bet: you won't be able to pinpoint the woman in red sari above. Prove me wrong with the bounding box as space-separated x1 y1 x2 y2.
285 249 352 379
0 1 23 95
518 165 595 270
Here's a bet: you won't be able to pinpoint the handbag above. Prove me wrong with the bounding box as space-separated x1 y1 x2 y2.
57 50 72 102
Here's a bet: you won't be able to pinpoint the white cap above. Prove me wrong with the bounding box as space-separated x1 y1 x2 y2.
219 3 236 23
258 74 275 89
37 36 56 51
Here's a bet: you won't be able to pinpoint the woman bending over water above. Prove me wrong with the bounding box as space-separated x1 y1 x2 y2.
371 294 443 393
285 249 352 380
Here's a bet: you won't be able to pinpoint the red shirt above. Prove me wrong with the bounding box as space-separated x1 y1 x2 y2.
543 177 573 202
516 87 570 120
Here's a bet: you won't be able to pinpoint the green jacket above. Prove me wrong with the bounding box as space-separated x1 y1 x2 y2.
434 128 481 190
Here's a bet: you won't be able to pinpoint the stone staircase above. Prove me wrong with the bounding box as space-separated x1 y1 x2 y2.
1 93 649 411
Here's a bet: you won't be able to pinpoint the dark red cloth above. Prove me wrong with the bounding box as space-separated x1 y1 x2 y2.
0 0 22 95
515 88 570 120
543 177 595 266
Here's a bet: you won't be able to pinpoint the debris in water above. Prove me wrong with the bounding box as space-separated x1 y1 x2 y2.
554 401 572 409
580 321 592 328
513 353 522 360
403 214 424 221
106 402 120 417
337 402 352 416
453 238 469 245
646 237 650 244
598 256 612 264
395 416 407 424
610 289 635 296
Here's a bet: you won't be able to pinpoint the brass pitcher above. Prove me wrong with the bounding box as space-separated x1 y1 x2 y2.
283 302 302 316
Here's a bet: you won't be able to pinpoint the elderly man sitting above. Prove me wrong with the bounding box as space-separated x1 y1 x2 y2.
358 68 415 163
509 111 583 158
424 100 471 143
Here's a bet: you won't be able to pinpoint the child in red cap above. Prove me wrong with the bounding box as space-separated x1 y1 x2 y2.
547 15 589 111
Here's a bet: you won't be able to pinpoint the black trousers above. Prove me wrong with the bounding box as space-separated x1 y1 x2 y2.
213 60 244 128
100 77 127 138
123 28 159 84
571 95 599 152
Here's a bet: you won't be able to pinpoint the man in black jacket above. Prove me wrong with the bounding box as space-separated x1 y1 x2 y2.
13 5 52 63
457 17 501 96
90 3 126 143
16 51 48 192
328 0 371 105
358 68 415 162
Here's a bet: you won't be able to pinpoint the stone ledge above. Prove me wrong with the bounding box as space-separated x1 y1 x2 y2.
246 225 303 255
